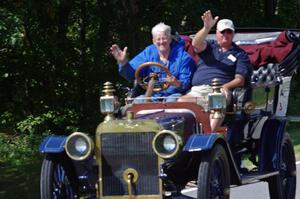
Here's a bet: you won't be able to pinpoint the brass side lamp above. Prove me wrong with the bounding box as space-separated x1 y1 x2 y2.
100 82 119 121
208 78 227 119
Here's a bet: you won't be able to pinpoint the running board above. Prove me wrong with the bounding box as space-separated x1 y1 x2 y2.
241 171 279 184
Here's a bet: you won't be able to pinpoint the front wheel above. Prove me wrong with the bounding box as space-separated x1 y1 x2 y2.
268 133 296 199
197 144 230 199
40 154 78 199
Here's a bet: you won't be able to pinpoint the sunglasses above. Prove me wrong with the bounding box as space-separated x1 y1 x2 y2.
220 29 234 34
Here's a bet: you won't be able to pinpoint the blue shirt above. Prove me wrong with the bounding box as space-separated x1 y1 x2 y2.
119 38 197 97
192 40 251 86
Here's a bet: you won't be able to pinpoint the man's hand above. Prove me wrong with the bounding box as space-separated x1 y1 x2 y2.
221 86 230 99
192 10 219 52
110 44 128 66
201 10 219 30
165 75 181 87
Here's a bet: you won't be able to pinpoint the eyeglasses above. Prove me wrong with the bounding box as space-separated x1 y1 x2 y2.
220 29 234 34
154 36 170 42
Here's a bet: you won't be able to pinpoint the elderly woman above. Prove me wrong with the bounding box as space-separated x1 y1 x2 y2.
110 22 196 102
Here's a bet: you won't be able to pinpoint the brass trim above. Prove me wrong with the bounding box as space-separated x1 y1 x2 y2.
134 62 172 92
209 78 226 119
102 82 115 96
65 132 94 161
244 101 256 114
126 111 134 120
100 82 117 121
123 168 139 184
152 130 182 159
96 121 164 198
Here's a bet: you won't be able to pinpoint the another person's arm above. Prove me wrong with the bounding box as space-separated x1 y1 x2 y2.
192 10 219 53
110 44 128 66
222 75 245 91
110 44 153 81
222 51 251 94
110 44 134 80
164 55 197 95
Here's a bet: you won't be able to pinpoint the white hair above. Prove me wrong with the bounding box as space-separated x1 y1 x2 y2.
151 22 171 38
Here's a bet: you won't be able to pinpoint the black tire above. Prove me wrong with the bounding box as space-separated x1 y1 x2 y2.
40 154 78 199
197 144 230 199
268 133 296 199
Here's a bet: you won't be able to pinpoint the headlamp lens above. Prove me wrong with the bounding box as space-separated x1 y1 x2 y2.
65 132 94 161
163 135 176 152
74 138 88 154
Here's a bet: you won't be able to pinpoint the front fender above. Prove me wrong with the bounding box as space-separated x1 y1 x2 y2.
39 135 67 153
183 133 225 152
183 133 241 184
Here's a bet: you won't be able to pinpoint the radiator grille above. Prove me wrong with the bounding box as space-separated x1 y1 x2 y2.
101 132 159 196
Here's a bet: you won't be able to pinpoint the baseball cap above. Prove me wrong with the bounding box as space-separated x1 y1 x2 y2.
216 19 235 32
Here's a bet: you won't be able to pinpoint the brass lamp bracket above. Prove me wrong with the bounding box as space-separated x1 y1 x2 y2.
123 168 139 198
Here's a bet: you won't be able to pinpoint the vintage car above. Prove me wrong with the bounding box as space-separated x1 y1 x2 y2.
39 28 300 199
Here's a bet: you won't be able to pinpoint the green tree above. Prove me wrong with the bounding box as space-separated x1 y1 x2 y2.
0 0 299 153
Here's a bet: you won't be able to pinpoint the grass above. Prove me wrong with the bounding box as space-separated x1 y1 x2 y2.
288 122 300 160
0 132 42 199
0 158 41 199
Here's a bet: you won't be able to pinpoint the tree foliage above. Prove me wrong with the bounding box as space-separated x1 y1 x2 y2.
0 0 299 138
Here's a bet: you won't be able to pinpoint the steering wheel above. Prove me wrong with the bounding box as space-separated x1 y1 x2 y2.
134 62 172 92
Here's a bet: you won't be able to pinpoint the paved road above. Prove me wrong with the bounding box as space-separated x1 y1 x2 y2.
181 162 300 199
